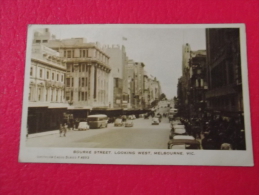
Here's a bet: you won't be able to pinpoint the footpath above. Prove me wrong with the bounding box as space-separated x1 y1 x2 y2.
27 130 60 138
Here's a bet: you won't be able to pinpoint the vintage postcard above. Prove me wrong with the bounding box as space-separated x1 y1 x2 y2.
19 24 253 166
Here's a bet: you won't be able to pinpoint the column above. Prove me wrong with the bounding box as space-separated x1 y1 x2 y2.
73 63 79 103
90 65 95 105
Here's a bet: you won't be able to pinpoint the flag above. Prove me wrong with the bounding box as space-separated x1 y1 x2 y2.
122 37 127 41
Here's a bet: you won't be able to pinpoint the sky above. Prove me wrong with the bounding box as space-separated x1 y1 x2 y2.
47 25 206 99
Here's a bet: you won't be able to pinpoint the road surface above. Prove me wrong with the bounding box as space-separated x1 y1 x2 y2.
26 117 171 149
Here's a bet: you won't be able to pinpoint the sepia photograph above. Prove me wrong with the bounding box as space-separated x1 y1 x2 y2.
19 24 253 166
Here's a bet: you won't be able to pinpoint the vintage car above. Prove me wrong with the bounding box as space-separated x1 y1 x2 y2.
171 124 185 131
167 135 201 149
170 120 182 126
144 114 149 119
138 114 144 118
114 118 124 127
125 120 134 127
108 117 115 123
152 117 160 125
78 122 90 131
128 115 134 120
169 125 187 139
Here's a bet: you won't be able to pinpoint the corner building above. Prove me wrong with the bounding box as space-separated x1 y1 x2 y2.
28 44 67 133
46 38 111 119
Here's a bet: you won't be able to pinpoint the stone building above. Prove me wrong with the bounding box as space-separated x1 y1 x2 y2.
27 44 67 133
45 38 111 119
103 45 128 109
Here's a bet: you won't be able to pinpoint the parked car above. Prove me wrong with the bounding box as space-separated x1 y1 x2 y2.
108 117 115 123
167 135 200 149
139 114 144 118
132 115 136 119
152 117 160 125
122 115 127 122
128 115 134 120
169 125 187 139
78 122 90 131
171 124 185 131
170 120 182 126
125 119 134 127
114 118 124 127
144 114 149 119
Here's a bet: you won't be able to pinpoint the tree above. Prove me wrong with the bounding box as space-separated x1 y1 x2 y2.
159 93 167 101
151 99 158 108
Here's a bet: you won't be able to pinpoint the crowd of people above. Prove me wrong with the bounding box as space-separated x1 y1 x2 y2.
180 115 246 150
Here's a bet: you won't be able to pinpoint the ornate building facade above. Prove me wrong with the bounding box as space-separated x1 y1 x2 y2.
28 44 67 133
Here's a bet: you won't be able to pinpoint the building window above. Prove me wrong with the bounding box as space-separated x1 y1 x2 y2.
66 91 70 101
71 78 74 87
47 71 49 79
36 40 41 43
64 50 66 57
71 91 73 101
61 75 63 82
38 88 41 101
29 87 31 101
78 91 80 101
82 92 84 101
79 64 81 72
82 64 85 72
52 73 54 80
79 78 81 87
86 91 88 101
66 78 70 87
56 89 59 102
40 69 43 78
57 74 59 81
81 50 86 57
46 89 48 101
67 51 71 58
51 89 53 101
85 78 87 86
60 91 62 102
42 40 47 43
82 78 84 87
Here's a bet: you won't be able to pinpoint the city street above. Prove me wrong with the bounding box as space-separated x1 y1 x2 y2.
26 117 171 149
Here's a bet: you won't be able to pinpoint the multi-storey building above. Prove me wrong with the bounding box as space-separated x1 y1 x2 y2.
125 59 136 109
178 43 207 118
143 71 151 109
149 76 161 104
134 62 145 109
189 50 207 117
45 38 111 119
28 44 67 133
181 43 192 109
205 28 243 117
103 45 128 109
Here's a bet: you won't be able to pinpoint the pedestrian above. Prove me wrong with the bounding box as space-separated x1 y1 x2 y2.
63 123 68 137
59 123 64 137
